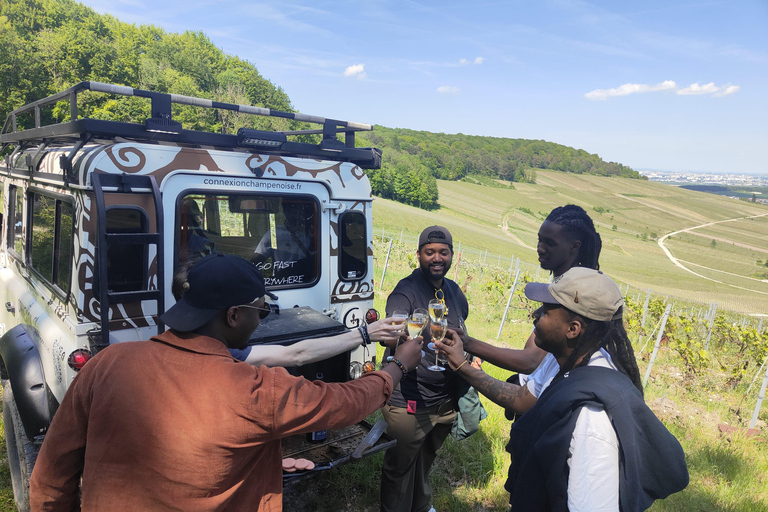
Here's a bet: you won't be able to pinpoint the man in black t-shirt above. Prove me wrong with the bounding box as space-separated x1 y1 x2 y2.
380 226 469 512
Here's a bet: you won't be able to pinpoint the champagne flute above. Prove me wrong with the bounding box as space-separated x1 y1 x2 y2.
387 310 410 363
427 317 448 371
391 310 409 339
428 299 446 323
408 309 428 360
407 309 428 339
388 309 427 363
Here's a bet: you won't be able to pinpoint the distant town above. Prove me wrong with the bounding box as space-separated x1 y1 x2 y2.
639 170 768 204
641 170 768 187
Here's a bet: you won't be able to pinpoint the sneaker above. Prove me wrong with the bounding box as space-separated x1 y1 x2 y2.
427 508 436 512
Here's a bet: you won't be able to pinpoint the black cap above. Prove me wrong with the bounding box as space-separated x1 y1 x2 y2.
418 226 453 250
161 254 266 332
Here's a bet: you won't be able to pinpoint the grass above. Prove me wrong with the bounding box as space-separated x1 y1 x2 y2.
0 412 18 511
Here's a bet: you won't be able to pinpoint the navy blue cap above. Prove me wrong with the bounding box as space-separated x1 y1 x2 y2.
161 254 266 331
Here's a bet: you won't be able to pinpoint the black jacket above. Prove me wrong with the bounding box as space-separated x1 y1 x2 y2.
506 366 688 511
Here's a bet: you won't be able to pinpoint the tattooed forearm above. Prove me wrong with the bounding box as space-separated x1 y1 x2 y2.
458 366 536 413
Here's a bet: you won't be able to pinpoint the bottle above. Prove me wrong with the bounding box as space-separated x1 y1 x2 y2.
307 372 328 443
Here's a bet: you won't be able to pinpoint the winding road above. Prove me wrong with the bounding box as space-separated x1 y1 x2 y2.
657 212 768 295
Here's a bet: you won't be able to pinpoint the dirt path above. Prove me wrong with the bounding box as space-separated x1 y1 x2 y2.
501 212 536 250
657 212 768 293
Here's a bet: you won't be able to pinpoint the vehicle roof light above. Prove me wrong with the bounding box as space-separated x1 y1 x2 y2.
145 116 182 134
237 128 286 148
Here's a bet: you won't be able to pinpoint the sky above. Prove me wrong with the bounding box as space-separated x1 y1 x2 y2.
76 0 768 175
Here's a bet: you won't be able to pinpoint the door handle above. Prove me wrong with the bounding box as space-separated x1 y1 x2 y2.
5 302 15 314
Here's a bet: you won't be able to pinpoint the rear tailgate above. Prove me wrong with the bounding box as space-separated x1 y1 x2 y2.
281 419 394 484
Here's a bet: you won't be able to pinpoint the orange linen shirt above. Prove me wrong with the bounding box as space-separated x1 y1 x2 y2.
30 330 393 511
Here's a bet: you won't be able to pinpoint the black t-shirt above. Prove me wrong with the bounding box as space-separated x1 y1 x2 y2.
385 268 469 409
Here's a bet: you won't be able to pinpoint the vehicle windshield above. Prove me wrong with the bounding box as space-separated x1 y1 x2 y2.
176 193 319 288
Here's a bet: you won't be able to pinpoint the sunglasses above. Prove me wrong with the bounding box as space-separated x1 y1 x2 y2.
235 303 271 319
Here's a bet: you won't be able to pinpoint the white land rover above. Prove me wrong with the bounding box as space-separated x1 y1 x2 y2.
0 82 390 510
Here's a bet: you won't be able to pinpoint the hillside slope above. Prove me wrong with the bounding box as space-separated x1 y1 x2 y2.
373 171 768 314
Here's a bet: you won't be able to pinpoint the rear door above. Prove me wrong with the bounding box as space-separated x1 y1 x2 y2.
161 174 332 313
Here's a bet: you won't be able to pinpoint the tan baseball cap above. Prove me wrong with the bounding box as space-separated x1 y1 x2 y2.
524 267 623 321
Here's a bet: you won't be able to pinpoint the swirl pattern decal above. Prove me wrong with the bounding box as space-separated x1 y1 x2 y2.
154 147 225 179
331 279 374 304
105 146 147 173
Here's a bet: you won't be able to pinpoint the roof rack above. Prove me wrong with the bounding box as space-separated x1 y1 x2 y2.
0 81 381 169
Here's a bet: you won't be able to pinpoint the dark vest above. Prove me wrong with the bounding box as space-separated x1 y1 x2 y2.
506 366 688 512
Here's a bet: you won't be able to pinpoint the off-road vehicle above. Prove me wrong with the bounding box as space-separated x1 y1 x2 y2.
0 82 389 510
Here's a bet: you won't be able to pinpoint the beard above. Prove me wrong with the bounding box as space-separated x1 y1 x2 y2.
420 259 451 282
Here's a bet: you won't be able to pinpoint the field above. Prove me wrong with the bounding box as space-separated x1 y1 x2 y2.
374 172 768 316
1 172 767 511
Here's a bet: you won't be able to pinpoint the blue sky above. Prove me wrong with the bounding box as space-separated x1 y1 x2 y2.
78 0 767 175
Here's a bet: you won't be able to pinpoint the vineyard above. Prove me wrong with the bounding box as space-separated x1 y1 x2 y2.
282 236 768 512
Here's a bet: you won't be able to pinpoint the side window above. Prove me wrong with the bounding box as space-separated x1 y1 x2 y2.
13 187 23 255
58 202 74 291
28 191 74 293
30 194 56 281
339 212 367 281
106 208 148 292
7 185 24 255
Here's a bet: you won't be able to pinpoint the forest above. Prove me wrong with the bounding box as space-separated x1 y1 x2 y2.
358 126 644 208
0 0 644 210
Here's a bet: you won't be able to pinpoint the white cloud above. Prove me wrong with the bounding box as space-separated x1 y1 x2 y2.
585 80 676 100
585 80 740 100
677 82 719 95
457 57 483 66
343 64 367 80
437 86 461 94
713 85 740 97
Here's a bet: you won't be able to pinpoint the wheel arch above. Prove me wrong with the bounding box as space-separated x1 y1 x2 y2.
0 325 54 441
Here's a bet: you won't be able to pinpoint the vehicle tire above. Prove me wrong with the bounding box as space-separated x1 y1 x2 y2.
3 380 39 512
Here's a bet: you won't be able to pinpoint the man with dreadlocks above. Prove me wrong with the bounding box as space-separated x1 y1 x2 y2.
436 268 688 511
460 204 605 415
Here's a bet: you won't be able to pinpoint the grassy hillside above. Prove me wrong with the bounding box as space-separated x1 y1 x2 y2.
373 171 768 315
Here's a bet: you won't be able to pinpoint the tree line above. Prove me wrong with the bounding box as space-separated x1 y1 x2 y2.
1 0 644 212
358 126 645 209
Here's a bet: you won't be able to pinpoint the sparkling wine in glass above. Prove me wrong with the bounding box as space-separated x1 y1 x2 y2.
391 310 409 336
387 310 410 363
427 318 447 371
407 309 428 339
428 299 446 323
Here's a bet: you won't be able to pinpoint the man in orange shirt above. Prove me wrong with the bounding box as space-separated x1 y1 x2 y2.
31 254 421 511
